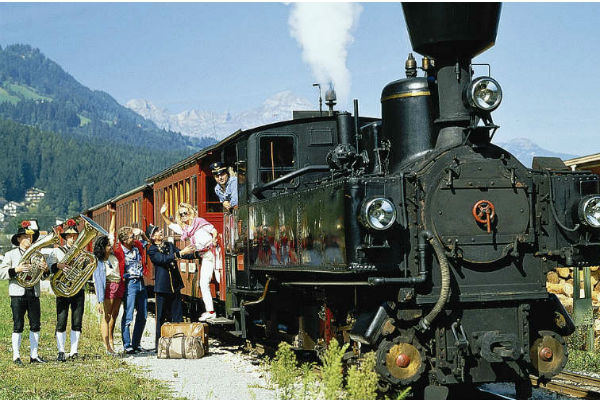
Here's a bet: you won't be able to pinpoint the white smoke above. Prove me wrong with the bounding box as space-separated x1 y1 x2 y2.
288 3 362 107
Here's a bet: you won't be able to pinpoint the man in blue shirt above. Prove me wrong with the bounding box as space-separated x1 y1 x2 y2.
112 218 149 354
210 162 238 211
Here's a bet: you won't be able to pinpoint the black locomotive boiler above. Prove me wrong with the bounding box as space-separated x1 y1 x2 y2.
220 3 600 400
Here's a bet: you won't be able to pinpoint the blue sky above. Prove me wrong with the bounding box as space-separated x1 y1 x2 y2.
1 2 599 156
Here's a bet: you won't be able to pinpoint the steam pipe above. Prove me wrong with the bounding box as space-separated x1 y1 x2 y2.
367 230 433 286
419 234 451 332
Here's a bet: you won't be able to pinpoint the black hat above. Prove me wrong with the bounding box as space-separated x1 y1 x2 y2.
11 220 40 246
146 224 159 240
60 218 79 239
210 161 227 175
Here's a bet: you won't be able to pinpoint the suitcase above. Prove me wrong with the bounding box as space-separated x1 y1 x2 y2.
160 322 209 352
157 334 205 359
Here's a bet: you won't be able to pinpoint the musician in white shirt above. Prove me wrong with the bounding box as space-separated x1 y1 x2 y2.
0 221 47 364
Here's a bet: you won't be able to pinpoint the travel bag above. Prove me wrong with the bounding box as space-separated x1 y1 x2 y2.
160 322 209 351
157 333 206 359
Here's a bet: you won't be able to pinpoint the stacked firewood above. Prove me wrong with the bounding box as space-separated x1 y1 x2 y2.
546 267 600 315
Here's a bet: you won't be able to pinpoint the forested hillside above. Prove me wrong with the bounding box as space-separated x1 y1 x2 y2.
0 119 187 216
0 44 212 150
0 44 216 224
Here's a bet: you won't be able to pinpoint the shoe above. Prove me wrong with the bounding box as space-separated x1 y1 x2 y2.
199 312 216 322
57 352 66 362
125 347 136 355
13 358 23 366
134 346 148 353
30 356 46 364
68 353 78 360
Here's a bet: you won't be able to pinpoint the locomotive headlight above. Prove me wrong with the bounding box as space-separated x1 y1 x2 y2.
359 198 397 231
466 77 502 112
578 195 600 228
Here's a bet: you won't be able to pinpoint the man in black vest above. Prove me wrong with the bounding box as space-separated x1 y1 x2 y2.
145 224 197 349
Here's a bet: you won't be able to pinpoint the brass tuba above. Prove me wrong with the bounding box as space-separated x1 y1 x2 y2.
51 215 109 297
15 230 60 288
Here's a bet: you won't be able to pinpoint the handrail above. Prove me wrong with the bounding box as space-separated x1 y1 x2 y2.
252 165 330 199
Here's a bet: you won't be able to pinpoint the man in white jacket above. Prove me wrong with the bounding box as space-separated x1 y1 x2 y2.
0 221 48 365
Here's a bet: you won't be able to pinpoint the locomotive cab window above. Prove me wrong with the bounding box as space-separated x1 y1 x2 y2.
259 136 296 183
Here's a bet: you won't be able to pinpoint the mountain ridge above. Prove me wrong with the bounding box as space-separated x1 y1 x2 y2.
0 44 210 221
128 93 580 167
127 90 314 141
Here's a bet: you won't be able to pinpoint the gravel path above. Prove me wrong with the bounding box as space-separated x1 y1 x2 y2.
88 296 277 400
127 316 277 400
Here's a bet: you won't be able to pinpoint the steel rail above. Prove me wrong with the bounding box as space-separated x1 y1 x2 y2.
531 373 600 399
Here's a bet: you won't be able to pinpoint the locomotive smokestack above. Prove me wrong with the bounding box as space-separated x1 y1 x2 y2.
402 3 502 147
325 85 337 115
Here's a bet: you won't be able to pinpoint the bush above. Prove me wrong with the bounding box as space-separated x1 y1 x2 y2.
269 342 298 400
266 338 411 400
321 338 349 400
346 352 378 400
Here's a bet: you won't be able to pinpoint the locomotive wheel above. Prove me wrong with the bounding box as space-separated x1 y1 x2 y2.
529 330 568 379
376 337 426 385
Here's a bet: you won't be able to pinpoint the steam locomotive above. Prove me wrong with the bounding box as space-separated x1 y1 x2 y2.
83 4 600 400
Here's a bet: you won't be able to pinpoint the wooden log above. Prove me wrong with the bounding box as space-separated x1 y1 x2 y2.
556 267 572 279
556 294 573 314
547 271 560 284
546 282 563 294
563 282 574 297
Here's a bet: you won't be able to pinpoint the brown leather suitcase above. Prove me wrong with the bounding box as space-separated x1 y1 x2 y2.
157 334 205 359
161 322 209 352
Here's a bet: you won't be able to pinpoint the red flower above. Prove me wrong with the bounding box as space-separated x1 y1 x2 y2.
66 219 77 227
21 221 30 228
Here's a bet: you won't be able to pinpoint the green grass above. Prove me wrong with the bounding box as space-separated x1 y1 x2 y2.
0 281 185 400
566 349 600 372
6 83 52 102
0 87 20 104
78 114 91 127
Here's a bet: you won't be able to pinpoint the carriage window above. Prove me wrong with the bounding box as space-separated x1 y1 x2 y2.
259 136 295 183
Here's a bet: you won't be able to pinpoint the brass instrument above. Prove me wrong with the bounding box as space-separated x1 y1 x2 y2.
51 215 109 297
15 230 60 288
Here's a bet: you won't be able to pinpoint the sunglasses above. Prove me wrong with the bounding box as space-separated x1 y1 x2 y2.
179 211 189 217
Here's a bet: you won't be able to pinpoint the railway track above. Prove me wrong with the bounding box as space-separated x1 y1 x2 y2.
531 371 600 399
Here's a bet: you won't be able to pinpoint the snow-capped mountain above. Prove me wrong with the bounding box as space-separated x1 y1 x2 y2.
494 137 576 167
126 91 313 141
127 95 579 167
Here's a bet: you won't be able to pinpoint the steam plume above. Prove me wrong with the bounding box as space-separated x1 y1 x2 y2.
289 3 362 107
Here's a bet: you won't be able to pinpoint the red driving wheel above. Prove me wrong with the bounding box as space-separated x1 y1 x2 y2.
472 200 496 233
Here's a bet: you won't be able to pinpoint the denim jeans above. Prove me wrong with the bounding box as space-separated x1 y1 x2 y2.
121 279 147 350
